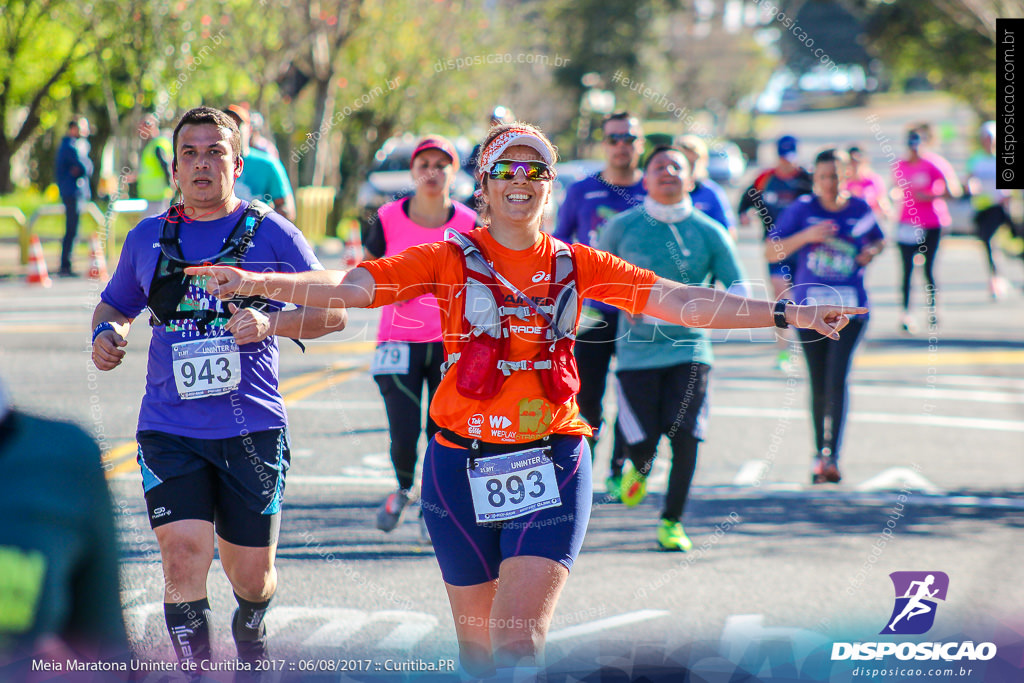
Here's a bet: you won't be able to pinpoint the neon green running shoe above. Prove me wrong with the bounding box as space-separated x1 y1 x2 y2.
620 465 647 507
657 520 693 552
604 474 622 501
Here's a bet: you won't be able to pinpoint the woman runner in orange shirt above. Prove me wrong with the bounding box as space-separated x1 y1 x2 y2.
188 122 863 680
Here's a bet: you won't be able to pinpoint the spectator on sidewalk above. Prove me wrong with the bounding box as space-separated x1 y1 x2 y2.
224 104 296 222
55 117 93 277
135 113 174 214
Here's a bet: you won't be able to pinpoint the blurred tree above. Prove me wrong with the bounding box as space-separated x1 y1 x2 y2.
649 3 774 139
543 0 661 154
275 0 364 187
306 0 512 226
0 1 99 192
76 1 185 195
855 0 1018 119
778 1 871 76
541 0 773 153
545 0 654 103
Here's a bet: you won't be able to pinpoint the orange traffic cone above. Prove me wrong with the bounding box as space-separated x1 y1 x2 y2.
26 235 52 288
344 229 363 269
87 233 108 281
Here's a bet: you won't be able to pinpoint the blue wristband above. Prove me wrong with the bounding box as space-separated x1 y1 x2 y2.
92 321 117 343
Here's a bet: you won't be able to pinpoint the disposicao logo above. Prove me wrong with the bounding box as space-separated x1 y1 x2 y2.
881 571 949 635
831 571 997 663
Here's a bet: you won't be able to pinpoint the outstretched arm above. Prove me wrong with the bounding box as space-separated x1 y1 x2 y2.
184 265 376 310
641 277 865 340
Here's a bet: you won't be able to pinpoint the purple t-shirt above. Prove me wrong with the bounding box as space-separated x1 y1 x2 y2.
554 172 646 313
101 202 323 438
775 195 884 315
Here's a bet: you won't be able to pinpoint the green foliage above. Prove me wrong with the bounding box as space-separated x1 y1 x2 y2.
862 0 997 118
545 0 654 99
308 0 513 215
0 0 1005 200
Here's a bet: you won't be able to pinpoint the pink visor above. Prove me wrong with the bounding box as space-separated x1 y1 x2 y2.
412 136 459 171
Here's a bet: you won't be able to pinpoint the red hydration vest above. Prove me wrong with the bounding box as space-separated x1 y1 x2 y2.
441 230 581 405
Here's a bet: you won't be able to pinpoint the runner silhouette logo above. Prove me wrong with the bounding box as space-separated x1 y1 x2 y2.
881 571 949 635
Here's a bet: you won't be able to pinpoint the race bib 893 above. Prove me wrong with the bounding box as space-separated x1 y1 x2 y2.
467 448 561 523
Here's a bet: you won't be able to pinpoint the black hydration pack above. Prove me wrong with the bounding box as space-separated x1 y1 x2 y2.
146 200 272 334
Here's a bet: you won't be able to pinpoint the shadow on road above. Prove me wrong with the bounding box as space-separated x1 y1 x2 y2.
584 490 1024 555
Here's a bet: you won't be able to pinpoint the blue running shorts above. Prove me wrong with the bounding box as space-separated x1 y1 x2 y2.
421 433 592 587
136 428 289 547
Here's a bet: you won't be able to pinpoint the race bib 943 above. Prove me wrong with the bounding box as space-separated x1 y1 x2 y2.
171 337 241 400
468 448 562 523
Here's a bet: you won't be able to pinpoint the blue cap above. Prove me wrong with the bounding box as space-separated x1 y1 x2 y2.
777 135 798 159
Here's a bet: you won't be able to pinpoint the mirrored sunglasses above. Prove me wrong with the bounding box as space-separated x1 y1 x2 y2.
488 159 555 181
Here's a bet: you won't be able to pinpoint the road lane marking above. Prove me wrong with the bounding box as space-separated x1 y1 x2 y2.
721 614 828 675
733 463 945 494
123 603 438 653
103 442 139 477
691 486 1024 510
278 361 356 394
714 407 1024 433
855 467 943 494
548 610 671 643
304 340 377 356
717 379 1024 405
284 365 367 404
854 350 1024 368
917 374 1024 390
734 460 773 486
104 363 366 478
109 470 1024 510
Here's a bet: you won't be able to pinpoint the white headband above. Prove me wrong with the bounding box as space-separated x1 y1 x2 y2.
477 129 555 179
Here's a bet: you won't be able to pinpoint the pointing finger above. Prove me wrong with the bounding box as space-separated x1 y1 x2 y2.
841 306 868 316
184 266 214 277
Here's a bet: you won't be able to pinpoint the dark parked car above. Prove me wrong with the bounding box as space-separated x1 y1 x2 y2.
356 135 476 239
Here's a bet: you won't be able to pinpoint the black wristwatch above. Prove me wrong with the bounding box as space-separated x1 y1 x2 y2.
773 299 793 329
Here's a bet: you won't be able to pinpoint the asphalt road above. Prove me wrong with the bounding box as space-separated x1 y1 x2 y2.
3 221 1023 681
2 97 1023 682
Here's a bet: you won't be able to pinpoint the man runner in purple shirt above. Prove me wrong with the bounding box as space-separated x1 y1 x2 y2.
90 107 345 677
554 111 646 498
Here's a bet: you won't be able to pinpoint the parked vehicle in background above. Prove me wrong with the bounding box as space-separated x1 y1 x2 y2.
544 159 605 233
357 135 476 235
706 141 747 187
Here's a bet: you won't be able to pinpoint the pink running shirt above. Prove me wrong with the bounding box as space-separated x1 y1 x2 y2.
893 157 949 229
375 198 476 342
